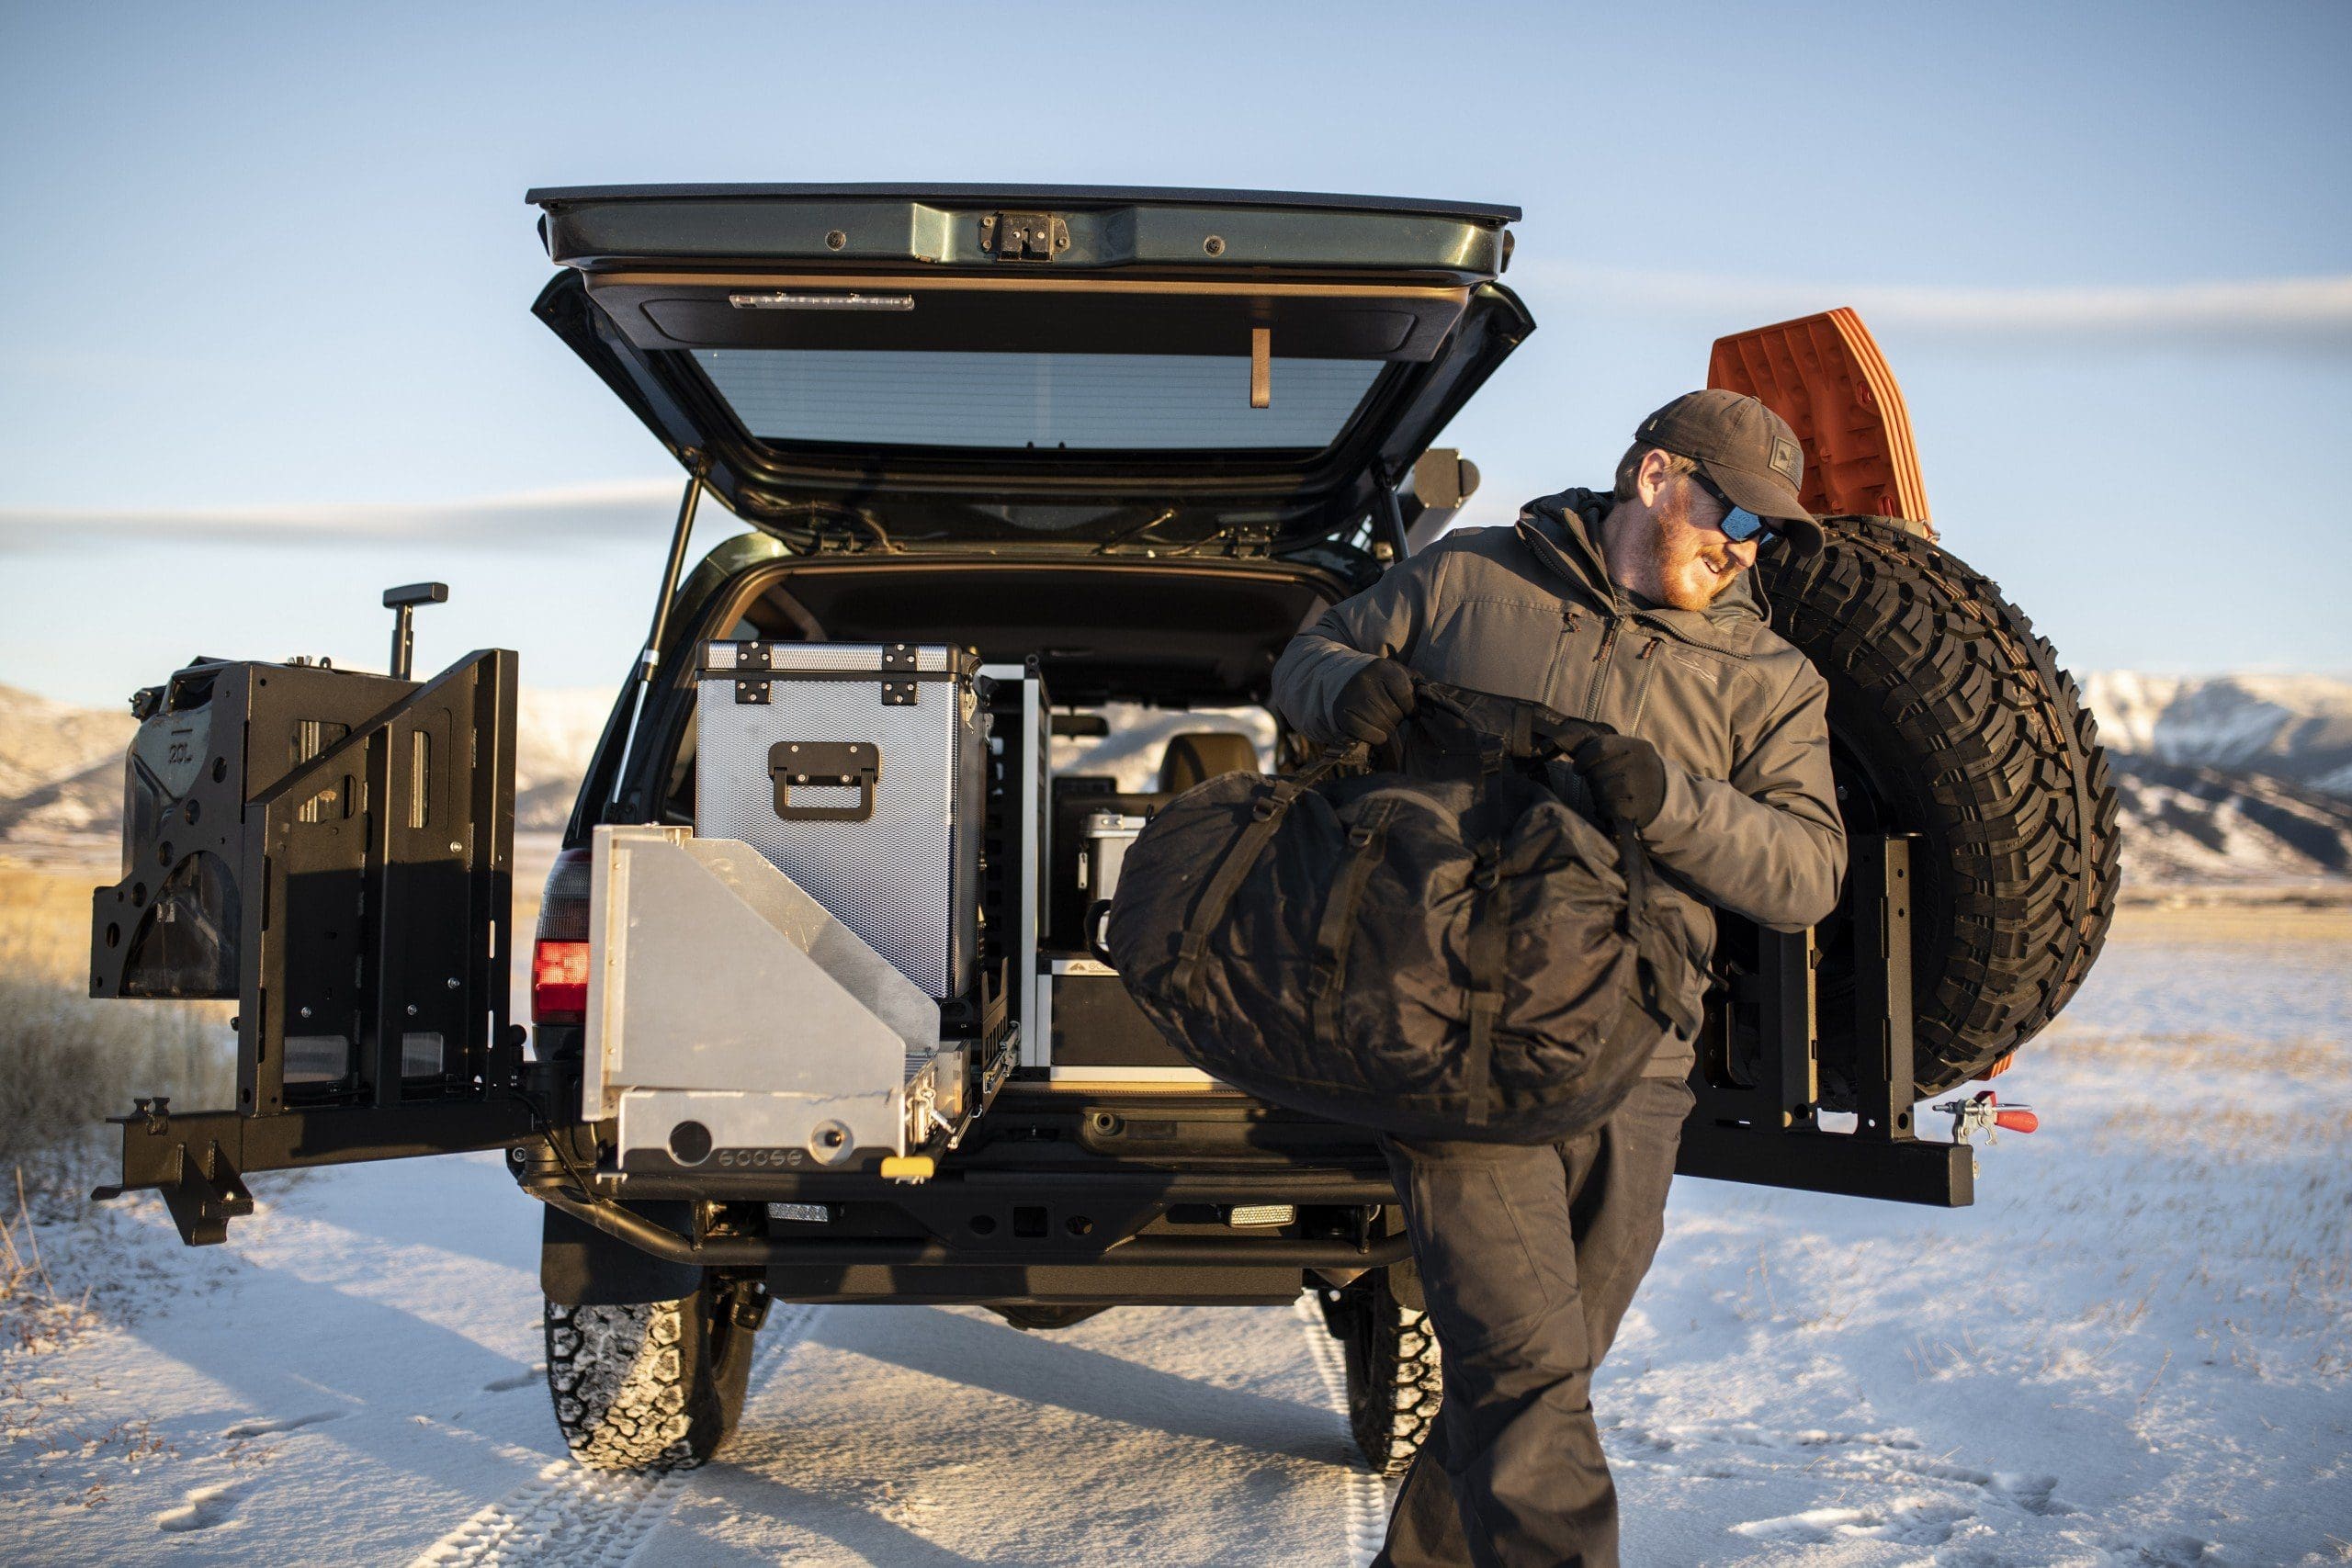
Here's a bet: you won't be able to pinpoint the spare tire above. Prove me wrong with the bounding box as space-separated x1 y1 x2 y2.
1756 516 2120 1101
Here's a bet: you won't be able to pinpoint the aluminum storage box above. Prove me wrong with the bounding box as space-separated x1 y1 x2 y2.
1078 809 1149 907
695 641 988 998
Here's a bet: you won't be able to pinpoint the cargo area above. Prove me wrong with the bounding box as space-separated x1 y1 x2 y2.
582 621 1300 1186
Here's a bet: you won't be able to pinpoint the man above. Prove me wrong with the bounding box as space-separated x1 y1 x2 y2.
1271 389 1847 1567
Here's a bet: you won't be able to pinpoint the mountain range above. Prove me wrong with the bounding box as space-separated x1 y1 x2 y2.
6 672 2349 891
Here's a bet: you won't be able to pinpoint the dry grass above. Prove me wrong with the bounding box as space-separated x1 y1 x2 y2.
2 1171 103 1356
2109 902 2352 946
2047 1027 2343 1079
0 865 232 1217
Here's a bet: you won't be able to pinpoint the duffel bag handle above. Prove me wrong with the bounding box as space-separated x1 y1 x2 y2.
1403 677 1615 766
1401 679 1651 924
1524 710 1615 760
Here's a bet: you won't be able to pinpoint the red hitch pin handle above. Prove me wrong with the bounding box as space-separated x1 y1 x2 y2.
1932 1089 2040 1145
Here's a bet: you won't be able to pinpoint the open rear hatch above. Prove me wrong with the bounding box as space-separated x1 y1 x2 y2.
528 184 1532 550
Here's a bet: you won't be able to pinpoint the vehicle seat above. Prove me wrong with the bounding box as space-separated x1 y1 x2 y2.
1158 731 1261 793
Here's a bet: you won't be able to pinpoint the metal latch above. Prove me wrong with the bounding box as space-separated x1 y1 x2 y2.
769 741 880 822
1934 1089 2040 1145
979 211 1068 261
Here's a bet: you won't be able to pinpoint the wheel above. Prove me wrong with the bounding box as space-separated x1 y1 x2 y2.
1757 516 2122 1100
544 1274 761 1472
986 1303 1114 1332
1326 1271 1442 1477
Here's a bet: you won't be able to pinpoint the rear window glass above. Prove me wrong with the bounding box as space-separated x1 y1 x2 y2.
695 349 1384 451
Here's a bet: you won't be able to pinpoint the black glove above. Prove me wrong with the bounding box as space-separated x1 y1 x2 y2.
1572 733 1668 830
1331 659 1417 746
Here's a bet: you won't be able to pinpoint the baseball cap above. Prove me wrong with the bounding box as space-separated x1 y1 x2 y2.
1635 389 1826 558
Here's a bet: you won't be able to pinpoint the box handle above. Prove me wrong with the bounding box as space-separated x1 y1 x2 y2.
768 741 879 822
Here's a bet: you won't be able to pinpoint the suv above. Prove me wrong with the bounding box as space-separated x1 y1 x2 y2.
87 185 2120 1477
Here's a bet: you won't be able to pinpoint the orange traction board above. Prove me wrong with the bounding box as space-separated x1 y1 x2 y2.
1708 308 1931 528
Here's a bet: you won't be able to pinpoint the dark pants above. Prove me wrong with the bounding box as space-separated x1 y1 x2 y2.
1372 1075 1693 1568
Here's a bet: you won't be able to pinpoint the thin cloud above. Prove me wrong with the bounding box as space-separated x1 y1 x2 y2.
1513 266 2352 354
0 478 689 553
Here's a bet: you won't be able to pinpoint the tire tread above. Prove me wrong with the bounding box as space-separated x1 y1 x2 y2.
1759 517 2121 1096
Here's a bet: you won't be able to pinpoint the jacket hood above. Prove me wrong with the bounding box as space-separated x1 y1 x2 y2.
1514 487 1770 655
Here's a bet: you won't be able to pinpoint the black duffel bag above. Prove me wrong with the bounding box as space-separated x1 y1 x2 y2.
1101 682 1702 1145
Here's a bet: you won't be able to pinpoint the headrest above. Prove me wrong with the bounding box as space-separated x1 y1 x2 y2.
1158 731 1261 794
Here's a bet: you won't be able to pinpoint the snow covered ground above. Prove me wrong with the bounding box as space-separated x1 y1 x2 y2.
3 909 2346 1566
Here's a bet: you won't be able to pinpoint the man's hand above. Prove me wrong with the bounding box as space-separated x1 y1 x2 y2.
1332 659 1417 745
1572 733 1668 830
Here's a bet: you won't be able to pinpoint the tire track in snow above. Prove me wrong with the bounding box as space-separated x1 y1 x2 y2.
412 1302 826 1568
1293 1295 1392 1568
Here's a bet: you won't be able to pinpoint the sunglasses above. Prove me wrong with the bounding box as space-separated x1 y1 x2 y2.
1688 472 1781 545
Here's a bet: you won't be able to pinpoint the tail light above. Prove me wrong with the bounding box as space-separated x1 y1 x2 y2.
532 847 594 1025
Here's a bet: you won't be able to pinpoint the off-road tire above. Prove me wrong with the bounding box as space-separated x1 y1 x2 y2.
1325 1273 1442 1477
544 1277 757 1472
1758 516 2121 1100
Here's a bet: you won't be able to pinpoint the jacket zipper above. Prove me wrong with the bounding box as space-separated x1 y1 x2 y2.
1584 615 1622 718
1553 605 1582 713
1625 636 1665 729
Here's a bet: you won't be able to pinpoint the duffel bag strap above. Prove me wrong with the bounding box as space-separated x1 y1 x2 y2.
1172 746 1361 1004
1461 846 1507 1128
1610 818 1668 1011
1309 796 1401 1048
1612 818 1650 934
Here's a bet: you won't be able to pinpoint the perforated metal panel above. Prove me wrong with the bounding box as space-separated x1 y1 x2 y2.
695 643 986 998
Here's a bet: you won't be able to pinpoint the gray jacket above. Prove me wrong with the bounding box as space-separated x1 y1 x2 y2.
1270 488 1847 1077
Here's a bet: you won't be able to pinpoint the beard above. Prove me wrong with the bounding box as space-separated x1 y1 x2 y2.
1647 485 1742 611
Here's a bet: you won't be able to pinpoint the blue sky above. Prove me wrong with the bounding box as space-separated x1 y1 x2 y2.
2 1 2346 705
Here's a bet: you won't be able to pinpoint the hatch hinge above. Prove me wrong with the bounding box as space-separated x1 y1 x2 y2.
1227 522 1275 558
979 211 1069 262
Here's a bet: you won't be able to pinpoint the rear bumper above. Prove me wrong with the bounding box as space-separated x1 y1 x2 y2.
529 1079 1411 1305
526 1076 1975 1309
533 1183 1409 1272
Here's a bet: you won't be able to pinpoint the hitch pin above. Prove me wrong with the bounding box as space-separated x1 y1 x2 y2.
1933 1089 2040 1145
